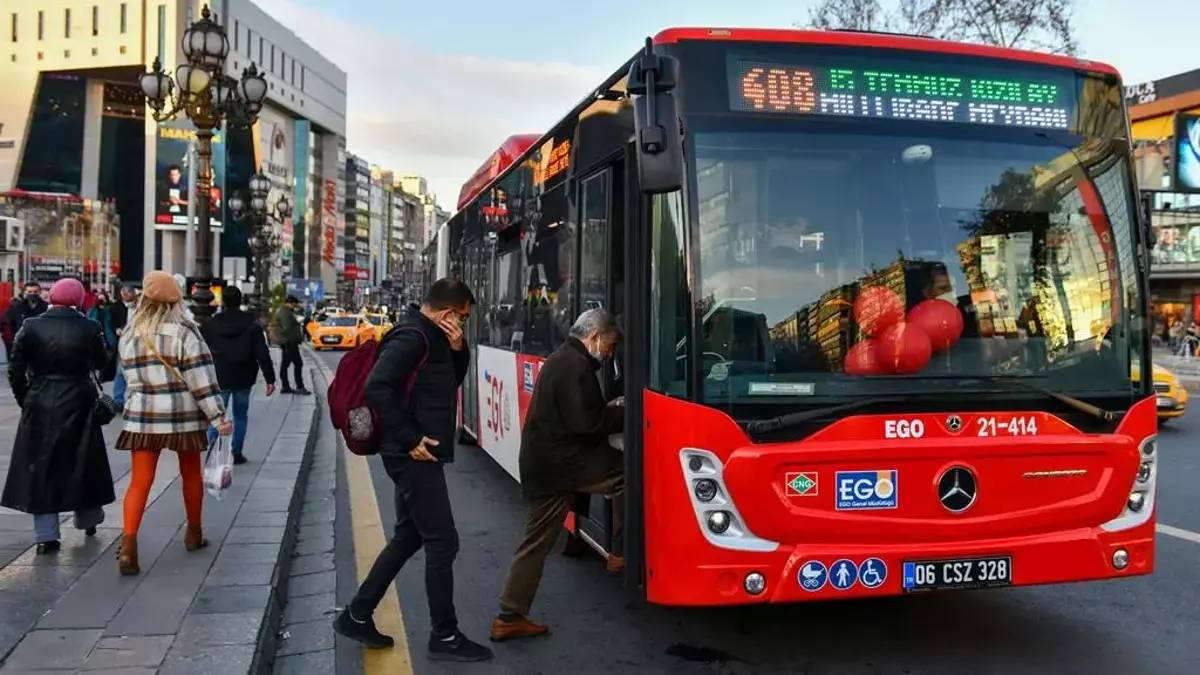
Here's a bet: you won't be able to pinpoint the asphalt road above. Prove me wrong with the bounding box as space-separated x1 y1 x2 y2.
319 350 1200 675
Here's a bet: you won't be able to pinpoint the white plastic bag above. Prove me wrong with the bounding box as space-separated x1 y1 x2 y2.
203 435 234 500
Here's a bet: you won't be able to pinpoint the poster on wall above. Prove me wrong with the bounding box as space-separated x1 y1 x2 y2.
1175 113 1200 193
256 107 294 263
153 120 224 229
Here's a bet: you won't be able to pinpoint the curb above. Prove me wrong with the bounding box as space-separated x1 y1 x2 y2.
249 365 323 675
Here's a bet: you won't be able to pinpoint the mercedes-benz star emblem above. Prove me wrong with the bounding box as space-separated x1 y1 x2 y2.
945 415 963 433
938 467 977 513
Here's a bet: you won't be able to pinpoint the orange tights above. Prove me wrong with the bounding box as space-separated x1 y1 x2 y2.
123 449 203 537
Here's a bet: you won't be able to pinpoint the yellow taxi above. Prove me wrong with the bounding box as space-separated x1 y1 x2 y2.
1151 364 1189 421
310 314 376 350
363 313 393 341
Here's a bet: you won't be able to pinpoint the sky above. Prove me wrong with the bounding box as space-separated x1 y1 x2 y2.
253 0 1193 209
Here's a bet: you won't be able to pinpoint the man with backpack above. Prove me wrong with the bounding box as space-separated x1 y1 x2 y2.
200 287 276 464
333 278 492 663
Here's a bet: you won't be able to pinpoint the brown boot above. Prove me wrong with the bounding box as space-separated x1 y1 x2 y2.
184 523 208 552
117 534 140 576
489 615 549 642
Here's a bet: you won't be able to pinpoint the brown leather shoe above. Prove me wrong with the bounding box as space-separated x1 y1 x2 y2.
184 523 208 552
489 615 549 642
606 554 625 575
117 534 140 575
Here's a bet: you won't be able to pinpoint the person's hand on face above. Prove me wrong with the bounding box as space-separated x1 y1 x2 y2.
436 308 467 351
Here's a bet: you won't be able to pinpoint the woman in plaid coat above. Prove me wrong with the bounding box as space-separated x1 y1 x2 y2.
114 271 232 575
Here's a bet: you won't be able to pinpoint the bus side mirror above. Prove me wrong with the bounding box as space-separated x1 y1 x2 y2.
628 38 683 194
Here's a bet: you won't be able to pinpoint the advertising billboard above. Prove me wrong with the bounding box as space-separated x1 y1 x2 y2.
1175 113 1200 193
154 120 225 229
255 106 294 263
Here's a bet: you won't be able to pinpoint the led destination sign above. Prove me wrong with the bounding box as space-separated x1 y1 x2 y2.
730 60 1074 129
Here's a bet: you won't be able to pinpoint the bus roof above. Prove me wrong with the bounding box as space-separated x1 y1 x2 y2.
652 27 1121 78
456 134 541 211
450 27 1122 221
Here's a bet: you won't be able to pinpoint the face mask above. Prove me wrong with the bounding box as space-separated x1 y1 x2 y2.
25 294 38 304
937 290 957 304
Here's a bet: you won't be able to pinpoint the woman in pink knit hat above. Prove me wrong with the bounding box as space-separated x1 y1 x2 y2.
1 278 115 554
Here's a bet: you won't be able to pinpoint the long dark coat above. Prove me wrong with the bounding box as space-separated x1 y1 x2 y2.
519 337 623 500
1 307 116 514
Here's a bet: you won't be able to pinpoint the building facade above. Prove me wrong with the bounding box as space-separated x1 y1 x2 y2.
1127 68 1200 340
0 0 346 290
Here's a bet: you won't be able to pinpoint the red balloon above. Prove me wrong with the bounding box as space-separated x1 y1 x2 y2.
877 322 932 374
907 299 964 351
854 286 904 337
845 339 887 375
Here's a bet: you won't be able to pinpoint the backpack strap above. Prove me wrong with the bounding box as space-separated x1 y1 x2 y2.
389 327 430 403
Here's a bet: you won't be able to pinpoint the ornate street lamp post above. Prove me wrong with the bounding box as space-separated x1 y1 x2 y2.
138 5 268 321
231 170 288 320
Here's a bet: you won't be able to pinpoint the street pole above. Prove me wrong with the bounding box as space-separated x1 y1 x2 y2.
191 128 215 320
184 140 196 277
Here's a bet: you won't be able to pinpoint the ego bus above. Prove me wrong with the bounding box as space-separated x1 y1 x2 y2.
433 27 1156 605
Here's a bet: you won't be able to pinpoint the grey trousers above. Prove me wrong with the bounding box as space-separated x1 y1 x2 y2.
33 507 105 543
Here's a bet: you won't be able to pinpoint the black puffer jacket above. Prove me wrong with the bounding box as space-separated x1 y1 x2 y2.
366 306 469 466
2 307 115 514
200 309 276 391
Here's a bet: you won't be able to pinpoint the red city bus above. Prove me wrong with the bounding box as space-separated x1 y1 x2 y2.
435 27 1156 605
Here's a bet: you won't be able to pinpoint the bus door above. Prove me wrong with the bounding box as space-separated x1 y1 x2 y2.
460 240 482 441
574 161 626 554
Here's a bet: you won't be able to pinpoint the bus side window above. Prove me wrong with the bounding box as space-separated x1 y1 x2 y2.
580 171 609 314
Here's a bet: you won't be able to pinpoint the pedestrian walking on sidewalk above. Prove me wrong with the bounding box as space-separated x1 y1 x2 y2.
114 271 231 576
109 284 138 407
334 279 493 662
1 282 49 363
490 309 625 642
87 290 119 381
200 286 276 465
271 295 311 395
1 278 115 555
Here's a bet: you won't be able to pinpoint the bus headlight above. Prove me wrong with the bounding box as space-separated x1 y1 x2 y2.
1127 492 1146 512
1101 435 1157 533
694 479 719 502
1137 462 1152 483
706 511 731 534
680 449 778 553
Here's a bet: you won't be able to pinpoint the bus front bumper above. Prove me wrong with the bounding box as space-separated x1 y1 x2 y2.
649 518 1154 605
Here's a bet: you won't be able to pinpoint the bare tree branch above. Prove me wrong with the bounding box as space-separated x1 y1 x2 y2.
813 0 1077 55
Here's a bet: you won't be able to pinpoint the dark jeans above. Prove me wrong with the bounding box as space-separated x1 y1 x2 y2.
349 460 459 637
279 342 304 389
207 389 250 455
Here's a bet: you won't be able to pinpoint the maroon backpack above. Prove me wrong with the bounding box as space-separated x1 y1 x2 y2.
327 328 428 456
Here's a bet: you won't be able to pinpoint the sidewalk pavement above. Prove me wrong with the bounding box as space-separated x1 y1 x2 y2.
0 350 320 674
1153 349 1200 389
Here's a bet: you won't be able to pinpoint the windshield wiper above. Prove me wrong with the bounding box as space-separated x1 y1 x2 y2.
955 376 1121 422
744 398 903 435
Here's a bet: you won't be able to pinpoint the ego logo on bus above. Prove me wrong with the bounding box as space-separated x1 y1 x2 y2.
884 419 924 439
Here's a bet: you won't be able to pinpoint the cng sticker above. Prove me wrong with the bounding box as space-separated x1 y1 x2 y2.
785 472 818 496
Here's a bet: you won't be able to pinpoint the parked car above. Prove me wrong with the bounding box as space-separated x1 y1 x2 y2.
310 315 375 350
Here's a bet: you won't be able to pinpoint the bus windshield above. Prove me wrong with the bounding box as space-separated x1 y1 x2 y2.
688 103 1143 412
